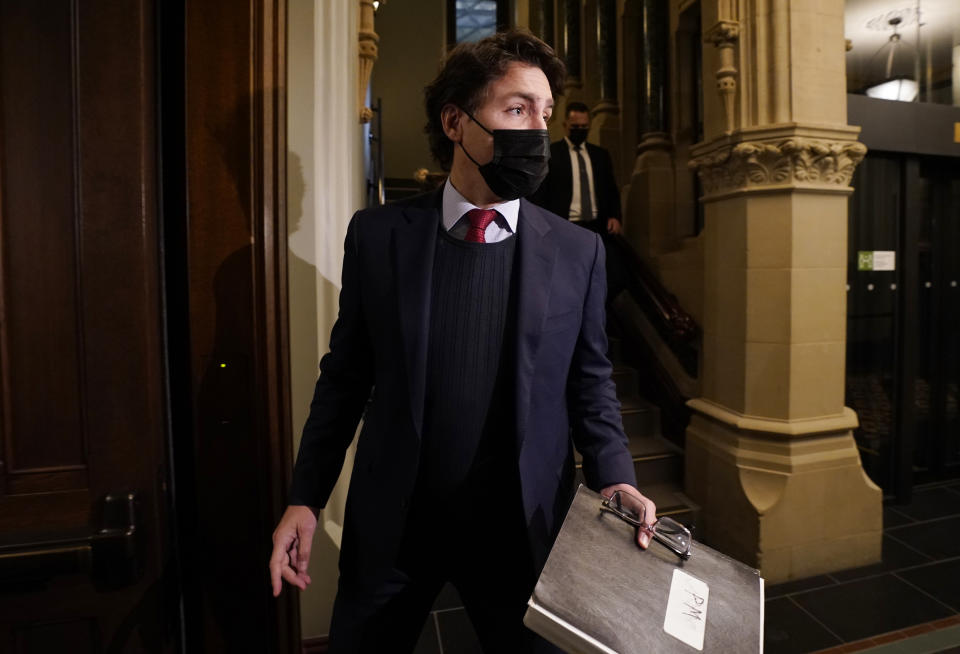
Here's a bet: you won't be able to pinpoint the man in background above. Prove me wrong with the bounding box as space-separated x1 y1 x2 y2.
529 101 622 235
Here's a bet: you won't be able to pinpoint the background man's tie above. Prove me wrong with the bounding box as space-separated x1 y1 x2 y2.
464 208 498 243
574 144 593 222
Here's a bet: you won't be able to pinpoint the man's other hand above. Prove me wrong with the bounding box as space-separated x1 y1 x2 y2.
600 483 656 548
606 218 622 234
269 504 319 596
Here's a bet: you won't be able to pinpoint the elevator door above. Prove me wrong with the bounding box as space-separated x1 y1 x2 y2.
914 157 960 484
846 154 901 494
846 153 960 500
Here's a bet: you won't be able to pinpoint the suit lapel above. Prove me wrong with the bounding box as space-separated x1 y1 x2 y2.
514 199 558 452
394 192 441 438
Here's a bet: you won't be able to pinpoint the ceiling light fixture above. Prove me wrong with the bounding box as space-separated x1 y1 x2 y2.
864 16 918 102
865 77 919 101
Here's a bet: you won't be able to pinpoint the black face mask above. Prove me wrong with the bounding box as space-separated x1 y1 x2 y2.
568 127 588 146
458 111 551 201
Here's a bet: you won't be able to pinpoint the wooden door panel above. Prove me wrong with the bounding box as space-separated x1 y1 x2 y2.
0 0 87 493
0 0 171 651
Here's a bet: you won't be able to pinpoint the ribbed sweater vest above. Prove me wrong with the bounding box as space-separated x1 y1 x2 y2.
416 227 518 499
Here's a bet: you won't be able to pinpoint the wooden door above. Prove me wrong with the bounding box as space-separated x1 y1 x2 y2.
0 1 175 651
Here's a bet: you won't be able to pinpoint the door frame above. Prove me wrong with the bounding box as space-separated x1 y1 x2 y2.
159 0 298 650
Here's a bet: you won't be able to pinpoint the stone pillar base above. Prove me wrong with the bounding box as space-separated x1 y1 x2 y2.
685 401 882 583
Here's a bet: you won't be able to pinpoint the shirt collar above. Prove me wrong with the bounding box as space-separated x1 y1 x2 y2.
441 178 519 233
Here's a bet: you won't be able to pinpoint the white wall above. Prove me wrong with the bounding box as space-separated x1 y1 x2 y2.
287 0 364 640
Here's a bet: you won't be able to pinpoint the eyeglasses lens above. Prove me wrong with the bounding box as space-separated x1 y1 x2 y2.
610 491 645 524
652 516 691 557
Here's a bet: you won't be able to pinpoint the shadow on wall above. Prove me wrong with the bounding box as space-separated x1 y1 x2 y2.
188 93 335 650
192 92 268 650
286 150 351 639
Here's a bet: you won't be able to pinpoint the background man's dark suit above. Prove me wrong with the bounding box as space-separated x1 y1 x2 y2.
290 188 636 584
529 140 621 228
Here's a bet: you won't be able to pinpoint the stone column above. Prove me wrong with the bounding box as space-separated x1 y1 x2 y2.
595 0 617 112
623 0 676 257
637 0 668 139
685 0 881 583
562 0 582 93
591 0 621 180
549 0 582 139
529 0 555 47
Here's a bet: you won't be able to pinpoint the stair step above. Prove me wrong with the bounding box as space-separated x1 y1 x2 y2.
641 482 701 533
607 336 622 363
574 433 677 462
619 396 660 438
631 433 683 485
626 432 681 458
611 366 638 398
575 433 682 486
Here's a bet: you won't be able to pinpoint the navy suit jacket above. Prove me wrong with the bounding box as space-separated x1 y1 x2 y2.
529 140 621 222
290 189 635 579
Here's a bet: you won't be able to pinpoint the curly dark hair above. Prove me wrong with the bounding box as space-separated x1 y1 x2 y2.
424 30 566 171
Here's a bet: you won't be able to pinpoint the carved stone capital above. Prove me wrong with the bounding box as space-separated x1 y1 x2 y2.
704 20 740 46
689 137 868 196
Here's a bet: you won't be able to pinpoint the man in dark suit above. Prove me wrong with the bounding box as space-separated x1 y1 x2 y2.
529 101 622 235
269 31 655 653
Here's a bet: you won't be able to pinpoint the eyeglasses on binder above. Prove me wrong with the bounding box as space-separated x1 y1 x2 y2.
600 490 692 560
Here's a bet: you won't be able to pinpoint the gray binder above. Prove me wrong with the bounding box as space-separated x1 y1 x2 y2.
525 485 764 653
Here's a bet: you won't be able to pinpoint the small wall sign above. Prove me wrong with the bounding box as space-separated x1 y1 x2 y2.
858 250 896 271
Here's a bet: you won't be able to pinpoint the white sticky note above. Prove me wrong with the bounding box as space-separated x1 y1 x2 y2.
872 251 896 271
663 568 709 650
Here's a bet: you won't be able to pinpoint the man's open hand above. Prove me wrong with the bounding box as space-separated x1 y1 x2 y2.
269 505 319 596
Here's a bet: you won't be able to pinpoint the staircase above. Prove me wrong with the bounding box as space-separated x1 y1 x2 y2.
574 335 700 531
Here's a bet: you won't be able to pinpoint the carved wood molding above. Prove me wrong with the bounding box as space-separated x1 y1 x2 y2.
689 137 868 196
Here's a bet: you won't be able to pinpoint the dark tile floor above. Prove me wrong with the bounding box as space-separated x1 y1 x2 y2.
413 482 960 653
764 482 960 654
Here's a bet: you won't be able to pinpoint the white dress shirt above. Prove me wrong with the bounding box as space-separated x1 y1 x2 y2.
565 137 598 221
442 179 519 243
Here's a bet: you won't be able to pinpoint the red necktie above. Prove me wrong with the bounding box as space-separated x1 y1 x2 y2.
464 208 498 243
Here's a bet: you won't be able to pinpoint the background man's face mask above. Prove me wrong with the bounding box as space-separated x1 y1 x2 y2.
458 110 551 201
568 127 588 146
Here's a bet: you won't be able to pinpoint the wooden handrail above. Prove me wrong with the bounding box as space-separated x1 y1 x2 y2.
607 234 700 348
